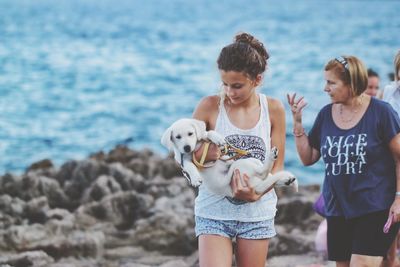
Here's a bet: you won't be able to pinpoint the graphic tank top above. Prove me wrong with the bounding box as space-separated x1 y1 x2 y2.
194 94 278 222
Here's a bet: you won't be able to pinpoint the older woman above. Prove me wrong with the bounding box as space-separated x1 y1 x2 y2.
288 56 400 266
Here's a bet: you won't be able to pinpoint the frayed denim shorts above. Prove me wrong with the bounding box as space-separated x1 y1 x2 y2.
195 216 276 239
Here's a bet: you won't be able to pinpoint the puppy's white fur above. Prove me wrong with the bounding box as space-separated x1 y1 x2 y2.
161 118 225 186
161 118 297 196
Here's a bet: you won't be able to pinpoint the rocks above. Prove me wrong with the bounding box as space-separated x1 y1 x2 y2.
77 191 154 230
0 251 54 267
60 159 110 202
82 175 122 202
0 145 325 266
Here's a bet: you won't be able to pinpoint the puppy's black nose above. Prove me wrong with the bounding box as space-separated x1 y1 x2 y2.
184 145 191 153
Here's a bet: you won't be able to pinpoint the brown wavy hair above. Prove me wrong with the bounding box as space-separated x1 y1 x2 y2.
217 32 269 80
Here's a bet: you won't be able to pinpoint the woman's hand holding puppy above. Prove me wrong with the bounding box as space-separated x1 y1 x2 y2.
195 145 275 202
193 142 221 163
230 170 260 202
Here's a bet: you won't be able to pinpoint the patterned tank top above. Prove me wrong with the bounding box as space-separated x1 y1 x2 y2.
194 93 278 222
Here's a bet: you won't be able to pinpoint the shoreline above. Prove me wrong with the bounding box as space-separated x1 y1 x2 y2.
0 145 332 266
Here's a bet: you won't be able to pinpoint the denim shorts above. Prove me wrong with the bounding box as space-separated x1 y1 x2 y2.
195 216 276 239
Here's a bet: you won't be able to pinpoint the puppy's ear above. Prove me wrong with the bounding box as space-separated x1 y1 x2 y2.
161 127 174 150
191 119 207 140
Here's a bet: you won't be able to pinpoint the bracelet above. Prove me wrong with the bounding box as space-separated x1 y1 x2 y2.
396 192 400 197
293 128 305 137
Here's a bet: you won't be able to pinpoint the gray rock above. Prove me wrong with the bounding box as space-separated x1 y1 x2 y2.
269 226 316 257
157 156 182 180
0 194 25 218
77 191 154 230
0 223 105 259
127 158 149 178
24 196 49 224
268 253 335 267
23 230 105 259
159 259 188 267
1 173 70 211
55 160 79 186
47 257 102 267
59 159 109 205
45 208 75 234
26 159 57 178
0 250 54 267
82 175 122 203
1 224 49 251
145 176 192 199
133 207 196 255
120 263 150 267
127 253 187 266
0 173 23 198
104 246 146 260
108 163 146 192
105 145 140 164
0 146 329 266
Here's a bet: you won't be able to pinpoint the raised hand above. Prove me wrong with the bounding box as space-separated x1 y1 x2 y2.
287 93 307 123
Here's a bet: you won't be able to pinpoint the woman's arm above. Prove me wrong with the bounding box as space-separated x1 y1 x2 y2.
193 96 218 129
287 93 321 165
192 96 221 161
268 97 286 173
389 133 400 223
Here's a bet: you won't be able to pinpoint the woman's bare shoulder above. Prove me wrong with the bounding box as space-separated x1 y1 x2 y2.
196 95 220 112
266 96 285 114
193 95 220 121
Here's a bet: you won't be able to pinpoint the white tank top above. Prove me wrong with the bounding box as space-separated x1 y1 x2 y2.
194 94 278 222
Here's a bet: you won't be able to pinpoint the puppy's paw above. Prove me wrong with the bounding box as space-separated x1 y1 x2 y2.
274 171 295 185
207 131 225 146
275 171 298 192
182 170 202 187
269 147 279 161
284 176 296 186
190 177 203 187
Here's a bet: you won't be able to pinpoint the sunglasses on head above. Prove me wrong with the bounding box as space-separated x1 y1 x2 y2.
335 56 349 70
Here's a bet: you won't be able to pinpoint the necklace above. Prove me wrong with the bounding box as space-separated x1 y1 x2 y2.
339 95 364 123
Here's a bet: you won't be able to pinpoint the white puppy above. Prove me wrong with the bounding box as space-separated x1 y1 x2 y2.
161 118 225 187
161 118 298 197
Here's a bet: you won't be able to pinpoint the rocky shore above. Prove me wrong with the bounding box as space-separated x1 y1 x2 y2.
0 146 332 267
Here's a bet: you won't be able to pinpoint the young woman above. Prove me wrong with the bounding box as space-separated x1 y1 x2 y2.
192 32 286 267
288 56 400 266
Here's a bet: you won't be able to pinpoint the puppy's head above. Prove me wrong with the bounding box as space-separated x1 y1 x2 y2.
161 118 206 154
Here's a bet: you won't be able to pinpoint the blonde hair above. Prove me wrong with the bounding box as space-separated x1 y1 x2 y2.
394 50 400 81
325 55 368 97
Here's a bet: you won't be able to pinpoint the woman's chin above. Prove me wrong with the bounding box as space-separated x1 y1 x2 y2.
228 98 242 104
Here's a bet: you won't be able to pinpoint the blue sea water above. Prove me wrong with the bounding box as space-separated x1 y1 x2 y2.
0 0 399 184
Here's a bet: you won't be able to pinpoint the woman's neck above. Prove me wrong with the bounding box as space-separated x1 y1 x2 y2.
224 93 261 130
341 94 364 108
227 93 260 110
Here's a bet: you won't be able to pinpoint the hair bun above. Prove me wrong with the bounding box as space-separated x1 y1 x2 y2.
217 32 270 79
235 32 255 44
234 32 269 60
